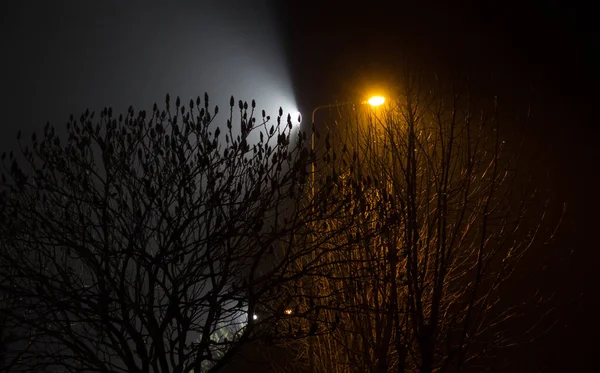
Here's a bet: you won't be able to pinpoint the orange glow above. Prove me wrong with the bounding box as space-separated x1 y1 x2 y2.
367 96 385 106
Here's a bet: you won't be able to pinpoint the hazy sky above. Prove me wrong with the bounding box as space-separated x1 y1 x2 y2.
1 0 297 152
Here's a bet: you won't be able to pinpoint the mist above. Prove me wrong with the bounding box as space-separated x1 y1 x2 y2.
0 0 298 152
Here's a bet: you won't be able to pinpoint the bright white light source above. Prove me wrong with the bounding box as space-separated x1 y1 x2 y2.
284 109 302 127
252 314 258 320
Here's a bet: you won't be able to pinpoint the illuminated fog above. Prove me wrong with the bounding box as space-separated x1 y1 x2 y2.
0 0 299 152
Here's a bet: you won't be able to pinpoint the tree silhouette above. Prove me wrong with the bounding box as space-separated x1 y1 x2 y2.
286 73 559 373
0 93 353 373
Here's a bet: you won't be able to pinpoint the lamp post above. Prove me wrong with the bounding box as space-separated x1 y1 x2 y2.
306 95 384 373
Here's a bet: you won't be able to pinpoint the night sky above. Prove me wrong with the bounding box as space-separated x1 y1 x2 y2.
1 1 598 371
285 3 599 370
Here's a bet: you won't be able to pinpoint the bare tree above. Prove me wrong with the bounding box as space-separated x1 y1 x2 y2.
289 72 558 373
0 94 350 373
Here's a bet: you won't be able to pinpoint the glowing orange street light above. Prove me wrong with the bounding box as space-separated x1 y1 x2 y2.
311 95 386 125
366 96 385 106
284 309 293 315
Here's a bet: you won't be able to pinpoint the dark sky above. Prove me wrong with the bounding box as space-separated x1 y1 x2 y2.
282 3 599 370
1 1 598 371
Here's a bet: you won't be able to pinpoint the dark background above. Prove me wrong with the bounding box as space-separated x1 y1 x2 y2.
281 2 598 371
1 1 598 371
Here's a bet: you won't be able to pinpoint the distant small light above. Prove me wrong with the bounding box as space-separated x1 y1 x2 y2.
284 309 293 315
252 314 258 320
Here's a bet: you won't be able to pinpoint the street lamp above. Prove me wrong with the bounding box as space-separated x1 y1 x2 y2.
311 96 386 130
310 96 385 197
305 95 385 373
